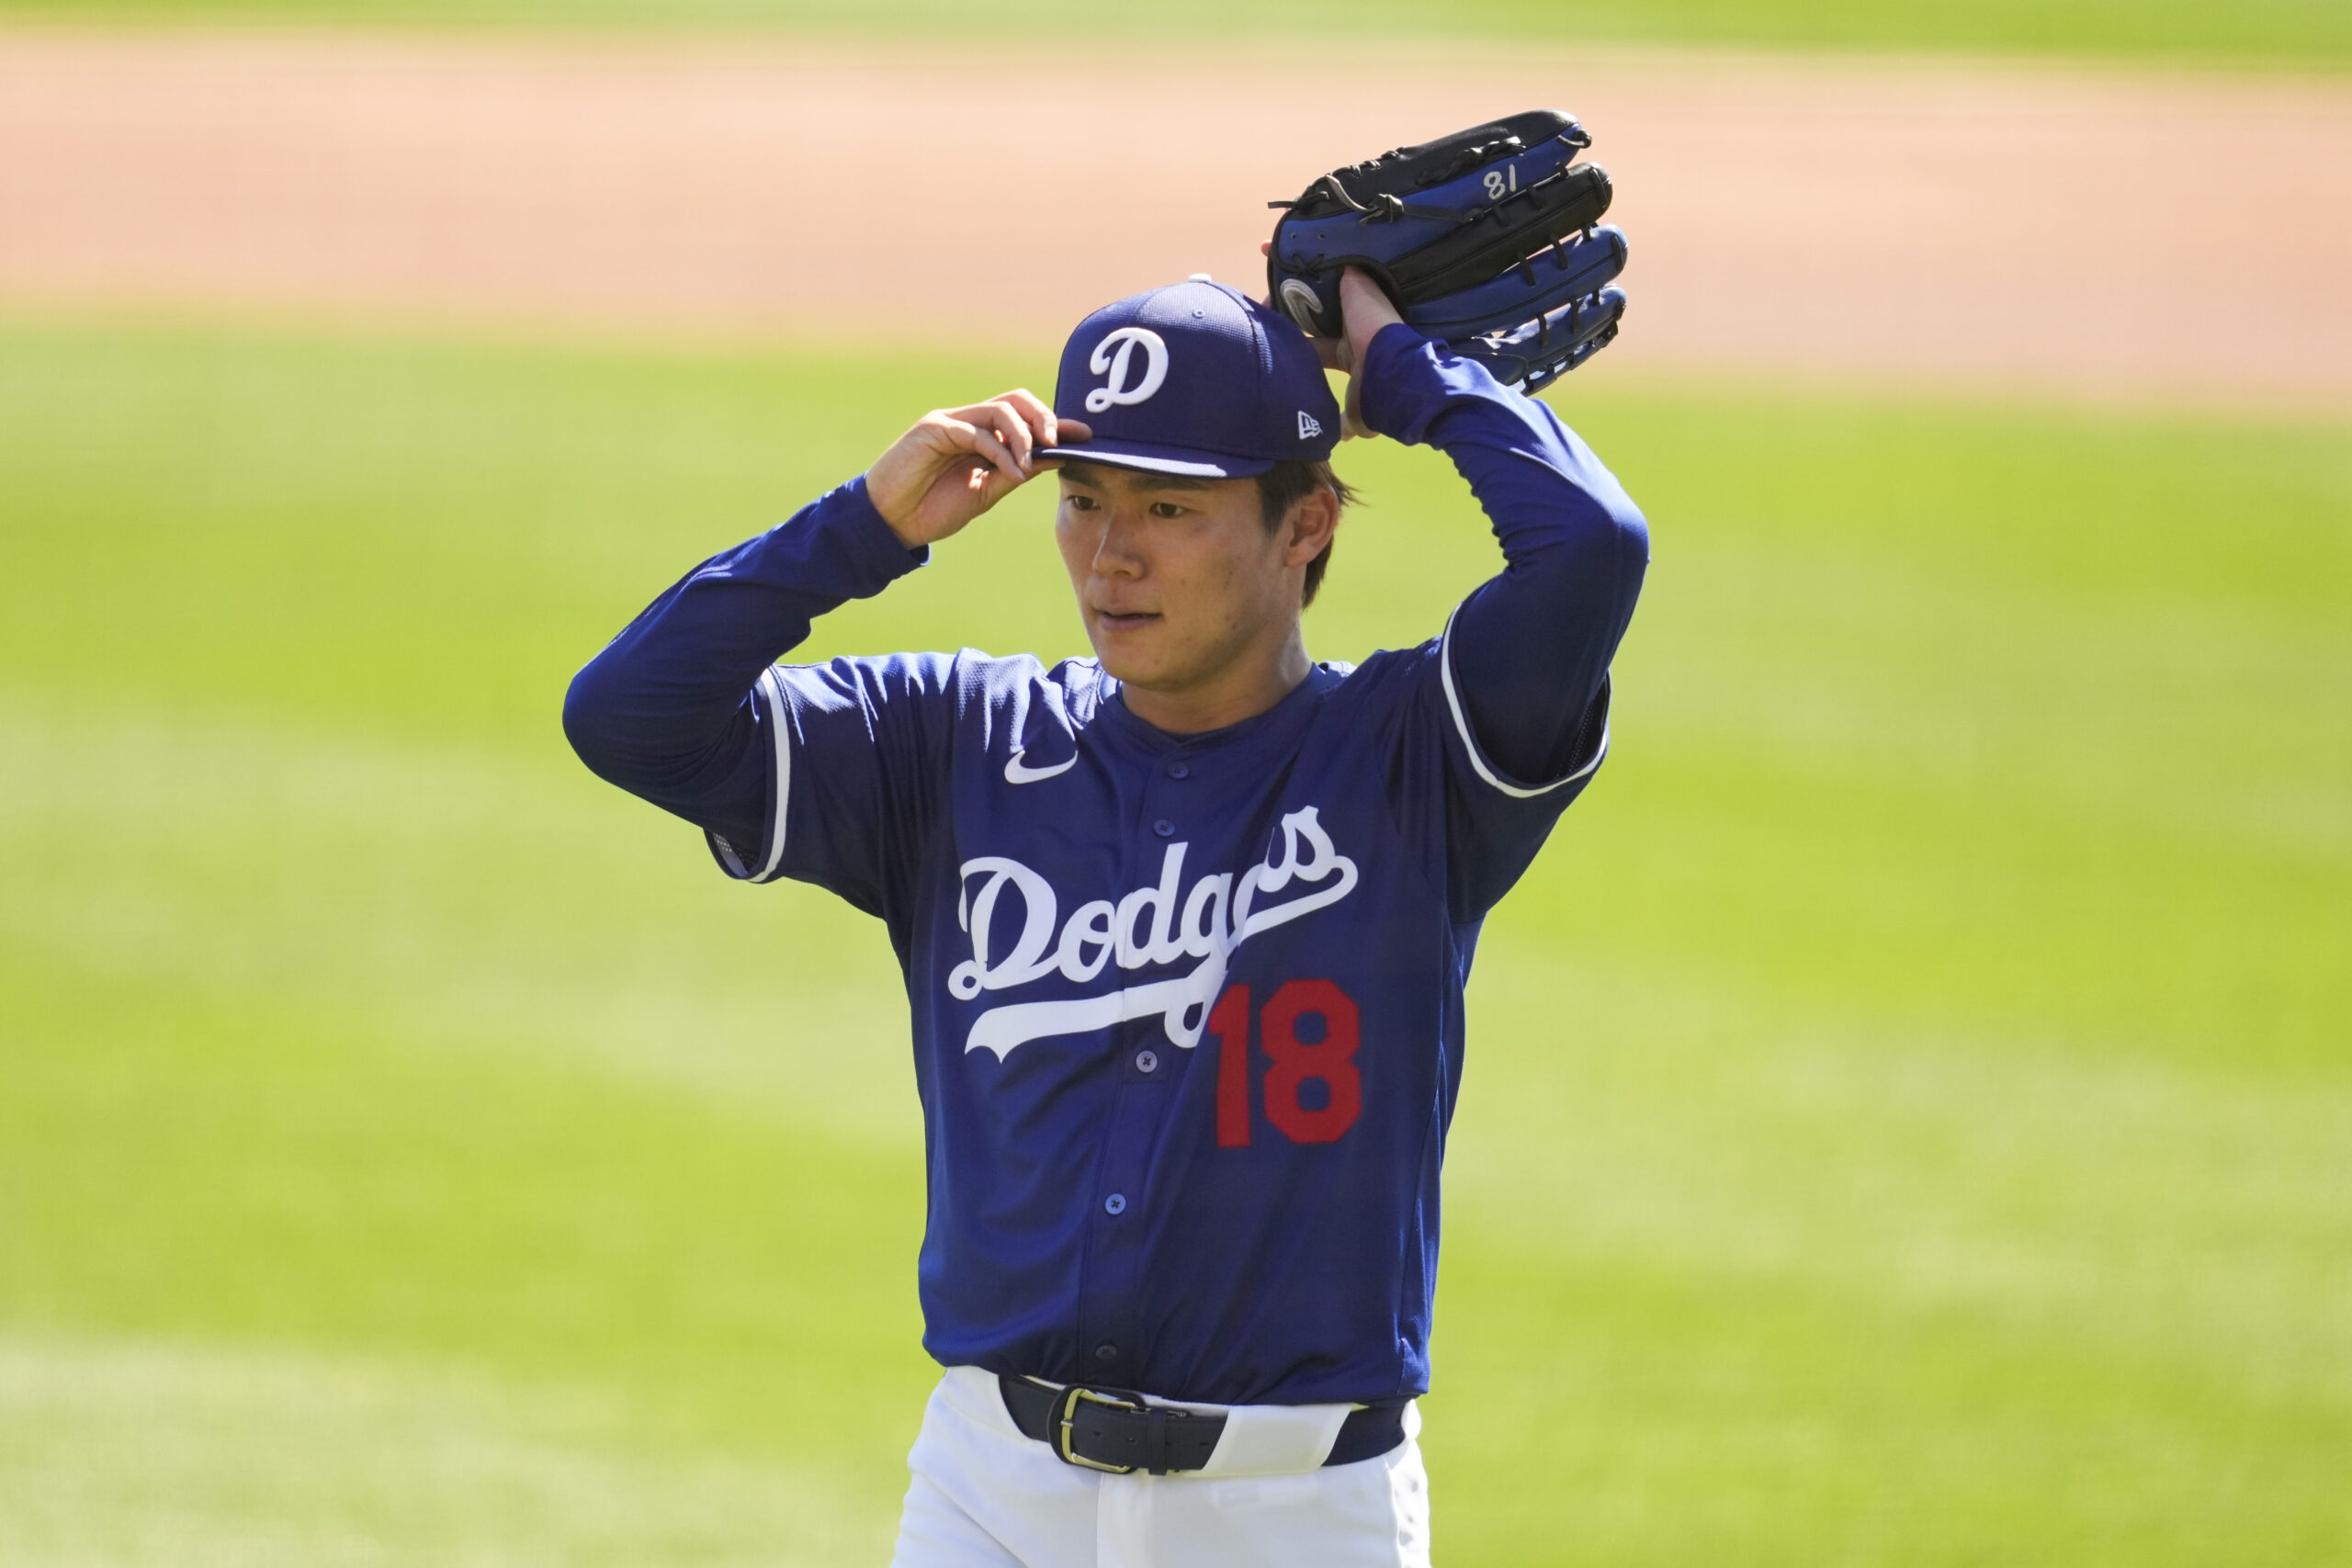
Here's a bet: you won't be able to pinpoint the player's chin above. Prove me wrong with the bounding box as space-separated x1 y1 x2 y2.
1086 612 1172 676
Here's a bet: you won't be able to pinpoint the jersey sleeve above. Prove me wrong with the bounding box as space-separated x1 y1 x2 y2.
729 650 961 919
563 476 958 916
1356 325 1648 921
1430 626 1614 920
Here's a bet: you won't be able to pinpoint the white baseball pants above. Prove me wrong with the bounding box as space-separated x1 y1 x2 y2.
889 1366 1433 1568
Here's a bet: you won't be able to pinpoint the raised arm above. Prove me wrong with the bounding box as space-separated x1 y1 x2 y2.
1362 327 1647 782
561 391 1078 864
1321 269 1646 784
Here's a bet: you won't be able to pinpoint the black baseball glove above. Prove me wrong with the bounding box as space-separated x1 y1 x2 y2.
1266 109 1627 393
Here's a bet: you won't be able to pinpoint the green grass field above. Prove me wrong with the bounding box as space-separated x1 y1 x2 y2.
5 0 2350 67
2 317 2346 1563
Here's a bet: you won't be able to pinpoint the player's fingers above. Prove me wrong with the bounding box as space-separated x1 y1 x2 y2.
946 395 1053 471
976 399 1035 471
999 387 1059 446
939 417 1026 484
971 457 1033 515
1002 397 1053 470
1032 415 1090 469
1339 265 1402 325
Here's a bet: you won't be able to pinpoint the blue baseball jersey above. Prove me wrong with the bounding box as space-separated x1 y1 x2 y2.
567 328 1648 1407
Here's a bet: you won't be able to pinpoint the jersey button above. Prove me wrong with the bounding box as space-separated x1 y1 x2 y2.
1135 1049 1159 1074
1167 762 1190 779
1152 818 1175 838
1103 1193 1128 1215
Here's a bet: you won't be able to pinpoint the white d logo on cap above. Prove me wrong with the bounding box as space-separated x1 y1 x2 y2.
1084 327 1170 413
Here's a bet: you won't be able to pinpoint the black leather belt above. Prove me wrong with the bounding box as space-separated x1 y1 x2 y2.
999 1375 1408 1476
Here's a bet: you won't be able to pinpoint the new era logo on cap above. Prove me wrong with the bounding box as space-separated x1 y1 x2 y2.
1037 276 1343 479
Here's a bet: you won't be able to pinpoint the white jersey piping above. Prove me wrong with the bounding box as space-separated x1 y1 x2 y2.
754 664 793 883
1437 605 1611 800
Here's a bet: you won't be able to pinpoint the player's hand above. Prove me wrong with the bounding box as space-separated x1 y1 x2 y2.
1326 267 1403 438
865 390 1089 549
1262 249 1400 439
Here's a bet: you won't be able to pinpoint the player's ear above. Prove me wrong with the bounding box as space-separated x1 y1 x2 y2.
1281 484 1340 569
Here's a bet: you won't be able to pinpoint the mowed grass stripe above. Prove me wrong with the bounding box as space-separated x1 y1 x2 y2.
3 0 2346 66
0 694 925 1139
0 945 936 1450
1 320 2347 1564
0 1334 890 1566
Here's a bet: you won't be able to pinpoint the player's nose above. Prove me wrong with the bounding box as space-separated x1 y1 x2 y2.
1091 513 1148 577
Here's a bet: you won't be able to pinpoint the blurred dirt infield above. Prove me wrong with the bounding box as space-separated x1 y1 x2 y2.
4 28 2348 407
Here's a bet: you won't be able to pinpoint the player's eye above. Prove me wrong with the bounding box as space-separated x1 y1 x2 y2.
1148 502 1187 519
1064 493 1100 511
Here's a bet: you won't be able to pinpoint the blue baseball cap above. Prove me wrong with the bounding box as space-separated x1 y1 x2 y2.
1037 276 1342 479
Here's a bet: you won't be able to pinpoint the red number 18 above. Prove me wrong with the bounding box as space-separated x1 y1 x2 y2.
1209 979 1363 1147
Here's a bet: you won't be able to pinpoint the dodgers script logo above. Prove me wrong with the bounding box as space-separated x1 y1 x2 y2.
950 807 1358 1059
1084 327 1170 413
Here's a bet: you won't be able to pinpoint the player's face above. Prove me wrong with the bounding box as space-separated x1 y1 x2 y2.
1054 464 1313 699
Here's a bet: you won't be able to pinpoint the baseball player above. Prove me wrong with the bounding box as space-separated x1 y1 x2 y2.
564 266 1647 1564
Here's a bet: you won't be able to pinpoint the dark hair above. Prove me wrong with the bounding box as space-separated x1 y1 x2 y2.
1253 460 1357 609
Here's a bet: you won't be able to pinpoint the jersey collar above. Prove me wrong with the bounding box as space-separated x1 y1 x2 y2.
1095 661 1346 757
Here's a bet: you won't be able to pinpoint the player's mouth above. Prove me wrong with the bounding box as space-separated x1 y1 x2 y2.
1093 609 1162 634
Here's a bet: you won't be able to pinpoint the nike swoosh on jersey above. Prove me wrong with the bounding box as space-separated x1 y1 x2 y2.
1003 749 1078 784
